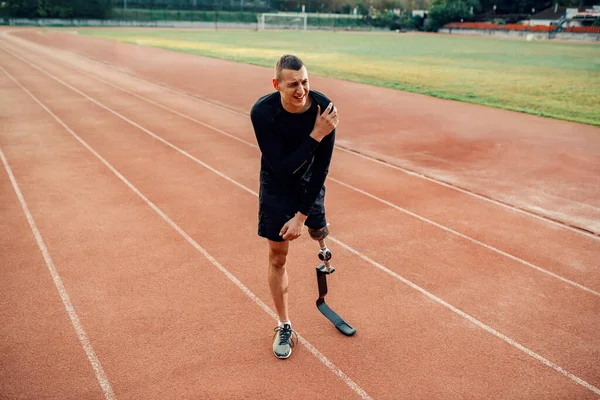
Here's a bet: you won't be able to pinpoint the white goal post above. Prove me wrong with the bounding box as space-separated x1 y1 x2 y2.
257 13 308 30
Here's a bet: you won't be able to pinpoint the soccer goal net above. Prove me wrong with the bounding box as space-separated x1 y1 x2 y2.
257 13 308 30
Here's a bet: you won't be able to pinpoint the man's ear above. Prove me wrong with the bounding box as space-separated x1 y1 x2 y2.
272 78 280 91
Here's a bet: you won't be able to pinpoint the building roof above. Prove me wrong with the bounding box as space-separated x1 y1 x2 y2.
530 5 599 20
531 6 567 20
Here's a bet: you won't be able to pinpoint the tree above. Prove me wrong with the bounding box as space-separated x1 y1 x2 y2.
7 0 37 18
425 0 480 31
7 0 111 18
479 0 550 14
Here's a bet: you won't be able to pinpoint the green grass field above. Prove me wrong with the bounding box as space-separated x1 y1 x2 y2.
77 29 600 126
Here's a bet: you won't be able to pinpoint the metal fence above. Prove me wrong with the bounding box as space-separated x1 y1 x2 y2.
110 0 361 14
109 8 369 29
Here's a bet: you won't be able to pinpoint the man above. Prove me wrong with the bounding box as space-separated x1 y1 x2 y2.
250 54 338 359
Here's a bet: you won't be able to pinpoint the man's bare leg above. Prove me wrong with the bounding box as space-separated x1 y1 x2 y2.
268 239 297 359
268 240 290 323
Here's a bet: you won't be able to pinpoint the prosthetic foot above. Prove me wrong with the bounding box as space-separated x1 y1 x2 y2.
315 239 356 336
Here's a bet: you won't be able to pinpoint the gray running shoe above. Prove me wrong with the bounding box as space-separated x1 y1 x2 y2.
272 323 297 359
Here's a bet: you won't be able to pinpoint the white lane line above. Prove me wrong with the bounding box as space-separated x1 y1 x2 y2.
327 236 600 396
329 178 600 298
0 61 372 400
2 48 599 397
4 42 597 298
7 32 597 240
0 146 116 399
333 145 600 238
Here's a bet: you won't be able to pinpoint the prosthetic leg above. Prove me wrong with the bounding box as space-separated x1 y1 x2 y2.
311 227 356 336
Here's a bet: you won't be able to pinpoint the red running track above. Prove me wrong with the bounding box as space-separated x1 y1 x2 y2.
1 29 599 399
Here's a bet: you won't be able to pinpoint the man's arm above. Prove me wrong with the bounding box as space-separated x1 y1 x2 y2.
251 106 319 178
297 128 335 216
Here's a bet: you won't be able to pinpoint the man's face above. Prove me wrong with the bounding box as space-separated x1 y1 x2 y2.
273 66 310 113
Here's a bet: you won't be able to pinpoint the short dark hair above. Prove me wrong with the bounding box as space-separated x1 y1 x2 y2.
275 54 304 81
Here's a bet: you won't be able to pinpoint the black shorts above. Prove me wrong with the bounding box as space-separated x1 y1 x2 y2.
258 185 327 242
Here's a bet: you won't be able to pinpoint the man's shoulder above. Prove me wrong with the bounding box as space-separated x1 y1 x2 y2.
251 92 279 118
309 90 333 108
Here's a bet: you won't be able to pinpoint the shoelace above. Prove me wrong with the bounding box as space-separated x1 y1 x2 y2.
273 325 298 347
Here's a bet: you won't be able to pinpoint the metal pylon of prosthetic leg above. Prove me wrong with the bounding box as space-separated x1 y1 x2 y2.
315 239 356 336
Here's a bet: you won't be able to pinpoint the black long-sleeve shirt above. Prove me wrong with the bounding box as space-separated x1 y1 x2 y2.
250 90 336 216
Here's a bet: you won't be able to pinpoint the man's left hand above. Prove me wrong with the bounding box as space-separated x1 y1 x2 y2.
280 212 308 241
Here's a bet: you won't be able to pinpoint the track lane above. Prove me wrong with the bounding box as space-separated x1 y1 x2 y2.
0 73 108 400
1 41 598 398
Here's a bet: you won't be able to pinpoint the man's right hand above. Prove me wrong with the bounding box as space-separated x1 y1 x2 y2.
310 102 339 143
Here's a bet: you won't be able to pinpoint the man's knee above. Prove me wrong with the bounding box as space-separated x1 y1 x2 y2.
308 225 329 241
270 253 287 269
269 241 288 269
